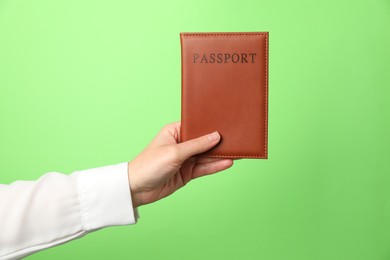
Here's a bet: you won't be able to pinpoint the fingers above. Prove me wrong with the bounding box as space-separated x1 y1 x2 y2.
196 157 243 164
176 131 221 161
192 159 233 179
196 157 226 164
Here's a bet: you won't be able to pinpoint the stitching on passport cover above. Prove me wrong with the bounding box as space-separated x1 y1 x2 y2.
181 33 268 37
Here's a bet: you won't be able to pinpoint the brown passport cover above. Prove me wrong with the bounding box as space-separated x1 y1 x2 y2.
180 32 268 159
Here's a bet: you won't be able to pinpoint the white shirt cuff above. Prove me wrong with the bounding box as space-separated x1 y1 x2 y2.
74 162 139 231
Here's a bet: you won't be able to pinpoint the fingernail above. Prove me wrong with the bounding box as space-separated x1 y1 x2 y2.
208 131 220 142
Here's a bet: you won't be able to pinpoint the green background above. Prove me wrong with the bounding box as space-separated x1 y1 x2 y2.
0 0 389 259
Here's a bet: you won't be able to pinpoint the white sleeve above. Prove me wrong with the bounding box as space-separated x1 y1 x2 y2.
0 162 139 260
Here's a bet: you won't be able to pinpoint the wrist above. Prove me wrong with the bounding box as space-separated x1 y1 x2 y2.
130 189 142 208
127 162 142 208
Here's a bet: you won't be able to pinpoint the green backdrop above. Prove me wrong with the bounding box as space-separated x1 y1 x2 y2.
1 0 389 259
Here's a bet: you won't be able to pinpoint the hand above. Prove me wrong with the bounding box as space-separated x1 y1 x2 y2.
127 121 234 208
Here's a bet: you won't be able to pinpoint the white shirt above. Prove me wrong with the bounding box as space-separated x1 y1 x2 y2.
0 162 139 260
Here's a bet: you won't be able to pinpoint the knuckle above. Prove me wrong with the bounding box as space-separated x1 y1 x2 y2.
161 122 179 131
160 124 170 132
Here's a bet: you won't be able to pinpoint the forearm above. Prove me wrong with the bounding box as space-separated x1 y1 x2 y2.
0 162 138 260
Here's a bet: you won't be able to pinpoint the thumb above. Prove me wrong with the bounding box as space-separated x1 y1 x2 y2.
177 131 221 161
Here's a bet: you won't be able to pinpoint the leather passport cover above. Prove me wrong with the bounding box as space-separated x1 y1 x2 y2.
180 32 269 159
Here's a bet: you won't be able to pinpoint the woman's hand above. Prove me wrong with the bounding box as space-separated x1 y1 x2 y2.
127 121 234 208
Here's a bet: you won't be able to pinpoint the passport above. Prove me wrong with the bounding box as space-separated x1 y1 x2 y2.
180 32 269 159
